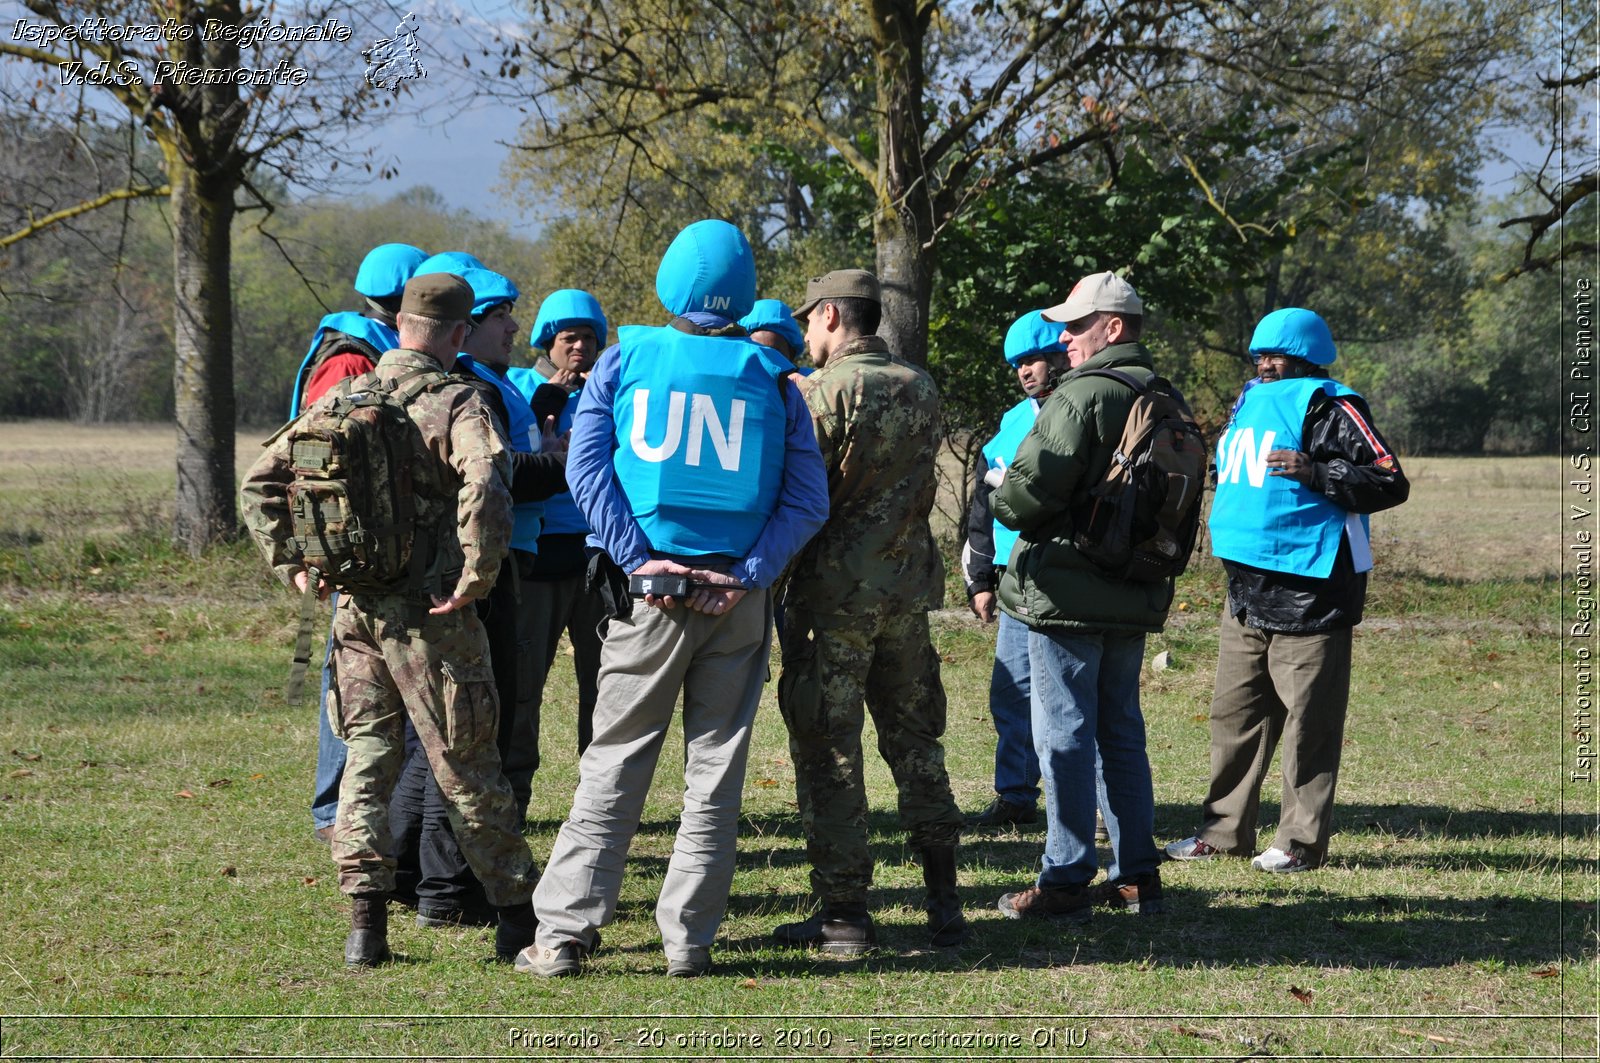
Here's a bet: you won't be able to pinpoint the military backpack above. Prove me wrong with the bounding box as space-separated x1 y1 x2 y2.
284 367 450 597
1070 368 1207 583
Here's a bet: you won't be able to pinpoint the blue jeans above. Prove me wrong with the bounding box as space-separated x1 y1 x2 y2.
989 613 1040 808
1028 627 1158 887
311 594 347 831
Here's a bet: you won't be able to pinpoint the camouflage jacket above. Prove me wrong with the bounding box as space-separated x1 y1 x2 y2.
784 335 944 616
240 348 514 605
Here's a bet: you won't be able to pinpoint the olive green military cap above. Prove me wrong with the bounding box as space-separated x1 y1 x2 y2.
400 272 474 323
794 268 881 320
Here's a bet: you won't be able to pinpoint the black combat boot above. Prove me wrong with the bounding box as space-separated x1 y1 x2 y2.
921 845 969 946
493 902 538 963
344 895 391 967
771 903 876 956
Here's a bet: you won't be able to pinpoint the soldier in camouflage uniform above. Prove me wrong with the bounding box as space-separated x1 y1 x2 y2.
240 273 539 967
772 269 968 954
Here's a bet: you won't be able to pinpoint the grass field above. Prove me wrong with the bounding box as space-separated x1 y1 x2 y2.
0 422 1592 1060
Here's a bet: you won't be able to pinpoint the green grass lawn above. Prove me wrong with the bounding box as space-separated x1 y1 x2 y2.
0 426 1591 1059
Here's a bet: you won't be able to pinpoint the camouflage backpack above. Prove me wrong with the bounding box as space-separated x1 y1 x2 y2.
285 367 451 596
1070 368 1208 583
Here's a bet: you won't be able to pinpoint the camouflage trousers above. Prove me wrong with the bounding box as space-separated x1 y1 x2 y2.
777 607 962 905
327 596 535 906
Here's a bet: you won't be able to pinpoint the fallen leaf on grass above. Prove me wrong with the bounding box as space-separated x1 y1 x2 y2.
12 750 41 761
753 778 778 788
77 760 97 768
739 978 760 988
220 866 237 877
1396 1028 1459 1045
142 645 159 656
9 769 33 778
249 773 266 780
1288 985 1314 1005
1532 966 1561 978
1171 1026 1219 1041
302 876 317 886
175 789 195 799
1191 713 1207 723
207 778 231 788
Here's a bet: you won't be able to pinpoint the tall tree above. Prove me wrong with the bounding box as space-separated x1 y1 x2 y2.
1 1 410 550
496 0 1523 365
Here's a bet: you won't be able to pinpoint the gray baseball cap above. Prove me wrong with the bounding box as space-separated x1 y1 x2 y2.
1041 271 1143 324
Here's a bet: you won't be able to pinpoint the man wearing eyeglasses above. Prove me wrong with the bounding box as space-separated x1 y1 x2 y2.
1165 307 1408 874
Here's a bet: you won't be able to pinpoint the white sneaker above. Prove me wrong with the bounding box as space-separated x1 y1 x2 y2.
1251 847 1312 873
1164 835 1221 861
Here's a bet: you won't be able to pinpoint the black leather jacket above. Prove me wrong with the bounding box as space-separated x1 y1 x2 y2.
1223 388 1410 632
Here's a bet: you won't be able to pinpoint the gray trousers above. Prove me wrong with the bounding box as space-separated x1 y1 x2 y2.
1197 608 1353 864
532 590 772 961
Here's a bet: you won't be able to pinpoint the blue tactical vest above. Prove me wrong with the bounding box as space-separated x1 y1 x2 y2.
504 364 588 536
611 324 789 557
981 397 1039 569
460 355 545 553
1209 376 1368 579
288 312 397 418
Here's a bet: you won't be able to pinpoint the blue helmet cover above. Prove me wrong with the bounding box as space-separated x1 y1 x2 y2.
655 219 757 320
1003 309 1069 367
413 251 485 278
354 243 429 299
1249 307 1337 367
456 267 520 318
739 299 805 356
531 289 608 350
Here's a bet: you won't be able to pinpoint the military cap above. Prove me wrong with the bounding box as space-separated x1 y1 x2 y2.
400 272 474 323
793 269 881 321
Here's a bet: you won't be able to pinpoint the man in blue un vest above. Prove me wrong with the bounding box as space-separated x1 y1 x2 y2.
518 219 829 978
1166 307 1408 873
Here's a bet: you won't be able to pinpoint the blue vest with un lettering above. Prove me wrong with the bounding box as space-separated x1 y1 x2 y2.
289 312 397 418
505 364 588 536
611 324 788 557
1209 376 1367 579
460 355 545 553
981 398 1039 569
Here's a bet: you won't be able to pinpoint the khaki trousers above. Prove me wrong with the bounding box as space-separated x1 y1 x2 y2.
1197 609 1353 864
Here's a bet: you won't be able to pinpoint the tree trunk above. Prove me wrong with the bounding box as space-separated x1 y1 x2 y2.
875 209 936 367
870 0 937 368
169 153 238 553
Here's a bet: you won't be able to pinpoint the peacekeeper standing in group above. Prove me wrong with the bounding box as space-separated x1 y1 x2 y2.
1165 307 1408 873
519 219 829 979
386 265 570 928
991 271 1169 923
772 269 968 955
287 241 429 844
505 289 611 756
961 310 1070 830
242 273 539 967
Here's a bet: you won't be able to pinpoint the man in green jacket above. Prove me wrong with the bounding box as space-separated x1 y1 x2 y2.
991 271 1169 922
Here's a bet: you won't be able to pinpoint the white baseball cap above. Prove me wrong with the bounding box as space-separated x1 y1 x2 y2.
1041 271 1143 324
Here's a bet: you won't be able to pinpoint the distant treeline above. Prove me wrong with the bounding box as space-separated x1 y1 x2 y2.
0 180 1566 457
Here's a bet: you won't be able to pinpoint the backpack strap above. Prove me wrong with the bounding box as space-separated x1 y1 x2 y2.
284 565 322 703
1073 367 1155 393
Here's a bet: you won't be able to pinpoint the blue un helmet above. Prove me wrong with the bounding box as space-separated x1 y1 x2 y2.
413 251 486 278
739 299 805 359
1249 307 1337 366
531 289 608 350
655 219 757 321
1003 309 1069 366
456 267 520 318
354 243 429 299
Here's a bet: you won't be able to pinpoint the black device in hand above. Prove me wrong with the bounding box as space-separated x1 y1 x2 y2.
629 573 692 598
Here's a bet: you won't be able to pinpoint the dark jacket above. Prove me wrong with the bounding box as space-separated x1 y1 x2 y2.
994 341 1175 632
1223 387 1409 631
962 447 999 598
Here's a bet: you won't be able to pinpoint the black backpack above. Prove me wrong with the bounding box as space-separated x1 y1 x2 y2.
1070 368 1207 583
